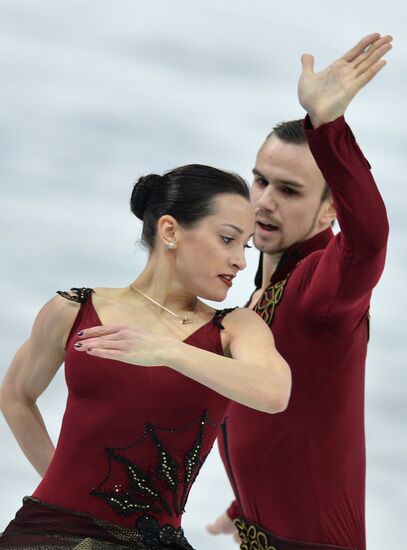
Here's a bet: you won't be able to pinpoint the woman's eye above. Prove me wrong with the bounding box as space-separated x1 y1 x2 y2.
221 236 234 244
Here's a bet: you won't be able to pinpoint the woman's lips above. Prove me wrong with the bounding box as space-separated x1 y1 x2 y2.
218 275 233 288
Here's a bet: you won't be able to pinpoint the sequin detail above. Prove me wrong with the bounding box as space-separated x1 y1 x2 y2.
91 411 217 521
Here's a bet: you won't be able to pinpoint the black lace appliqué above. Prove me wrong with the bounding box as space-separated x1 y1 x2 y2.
20 497 194 549
96 513 194 549
212 307 238 329
57 287 94 303
91 411 217 523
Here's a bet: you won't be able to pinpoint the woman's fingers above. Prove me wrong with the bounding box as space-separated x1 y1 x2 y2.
74 338 124 351
77 324 144 340
77 325 123 339
86 348 122 360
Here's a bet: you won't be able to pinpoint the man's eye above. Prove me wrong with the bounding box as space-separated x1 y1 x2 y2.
221 236 234 244
254 177 268 187
244 244 252 249
281 186 298 196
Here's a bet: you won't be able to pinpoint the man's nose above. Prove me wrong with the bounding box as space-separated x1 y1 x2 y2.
257 185 277 212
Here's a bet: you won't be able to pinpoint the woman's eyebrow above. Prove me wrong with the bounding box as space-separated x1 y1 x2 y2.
222 223 243 234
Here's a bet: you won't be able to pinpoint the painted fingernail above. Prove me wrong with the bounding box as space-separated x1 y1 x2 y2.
77 331 84 336
74 342 82 348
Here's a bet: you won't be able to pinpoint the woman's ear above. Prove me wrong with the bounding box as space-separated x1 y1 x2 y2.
157 215 179 249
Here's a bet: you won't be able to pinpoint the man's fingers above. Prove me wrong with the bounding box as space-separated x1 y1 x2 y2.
356 59 387 88
234 532 242 543
353 35 393 70
301 53 315 75
206 513 236 536
341 33 381 62
354 42 392 75
206 523 221 535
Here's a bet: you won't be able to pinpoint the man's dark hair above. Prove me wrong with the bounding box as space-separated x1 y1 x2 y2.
268 120 332 202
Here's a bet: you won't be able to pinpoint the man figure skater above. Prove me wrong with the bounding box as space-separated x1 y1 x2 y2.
208 33 392 550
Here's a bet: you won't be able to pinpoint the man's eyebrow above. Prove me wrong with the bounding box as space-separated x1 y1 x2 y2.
252 168 266 180
252 168 304 189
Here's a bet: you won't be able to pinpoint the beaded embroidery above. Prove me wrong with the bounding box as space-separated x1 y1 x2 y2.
91 411 216 522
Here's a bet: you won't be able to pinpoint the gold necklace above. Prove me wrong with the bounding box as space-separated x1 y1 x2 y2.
131 286 199 324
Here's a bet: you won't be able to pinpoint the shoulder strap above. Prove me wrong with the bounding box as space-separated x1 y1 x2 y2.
212 307 238 329
56 287 94 303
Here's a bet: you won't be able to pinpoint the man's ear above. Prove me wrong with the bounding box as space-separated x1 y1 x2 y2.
319 198 336 228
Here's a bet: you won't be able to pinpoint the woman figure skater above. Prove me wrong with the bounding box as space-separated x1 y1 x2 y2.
0 164 291 549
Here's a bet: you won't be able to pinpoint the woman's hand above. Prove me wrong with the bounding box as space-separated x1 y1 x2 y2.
298 33 393 128
74 325 179 366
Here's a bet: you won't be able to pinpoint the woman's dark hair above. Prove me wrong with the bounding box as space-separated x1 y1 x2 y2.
130 163 250 251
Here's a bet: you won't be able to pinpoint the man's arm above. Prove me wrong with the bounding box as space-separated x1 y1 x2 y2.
298 34 391 322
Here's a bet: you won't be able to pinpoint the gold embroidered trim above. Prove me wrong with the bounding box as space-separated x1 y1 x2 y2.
235 517 278 550
253 274 291 326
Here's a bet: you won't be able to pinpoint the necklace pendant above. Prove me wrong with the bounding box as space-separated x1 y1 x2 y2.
180 317 194 325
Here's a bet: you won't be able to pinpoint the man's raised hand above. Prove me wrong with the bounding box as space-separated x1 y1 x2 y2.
298 33 393 128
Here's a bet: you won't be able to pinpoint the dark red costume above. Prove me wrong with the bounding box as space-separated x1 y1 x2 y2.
1 289 234 549
220 116 388 550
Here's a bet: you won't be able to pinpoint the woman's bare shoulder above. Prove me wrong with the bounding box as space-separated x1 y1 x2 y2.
32 288 93 346
35 293 83 337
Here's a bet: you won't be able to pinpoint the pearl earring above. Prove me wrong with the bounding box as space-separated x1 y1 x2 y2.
165 241 176 250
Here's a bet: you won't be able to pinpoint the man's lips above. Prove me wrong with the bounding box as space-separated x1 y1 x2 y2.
256 220 280 232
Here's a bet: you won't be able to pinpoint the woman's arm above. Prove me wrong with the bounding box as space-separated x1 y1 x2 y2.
166 308 291 413
0 296 79 477
74 309 291 414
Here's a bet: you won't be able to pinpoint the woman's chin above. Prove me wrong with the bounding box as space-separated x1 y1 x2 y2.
197 289 229 303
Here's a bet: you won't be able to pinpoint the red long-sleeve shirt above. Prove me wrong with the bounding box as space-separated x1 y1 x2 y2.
219 116 388 550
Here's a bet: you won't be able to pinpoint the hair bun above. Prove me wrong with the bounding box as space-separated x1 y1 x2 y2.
130 174 162 220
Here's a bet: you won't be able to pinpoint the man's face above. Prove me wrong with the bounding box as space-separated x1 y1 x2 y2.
251 134 331 255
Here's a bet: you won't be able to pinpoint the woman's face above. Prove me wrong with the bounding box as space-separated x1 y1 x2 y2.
174 193 255 301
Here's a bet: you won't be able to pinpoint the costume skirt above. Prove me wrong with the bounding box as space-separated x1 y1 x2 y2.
234 517 356 550
0 497 194 550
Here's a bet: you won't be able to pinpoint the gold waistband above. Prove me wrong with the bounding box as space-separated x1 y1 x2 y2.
234 517 278 550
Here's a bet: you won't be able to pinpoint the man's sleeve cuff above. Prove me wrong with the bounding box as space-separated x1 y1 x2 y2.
227 500 242 520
